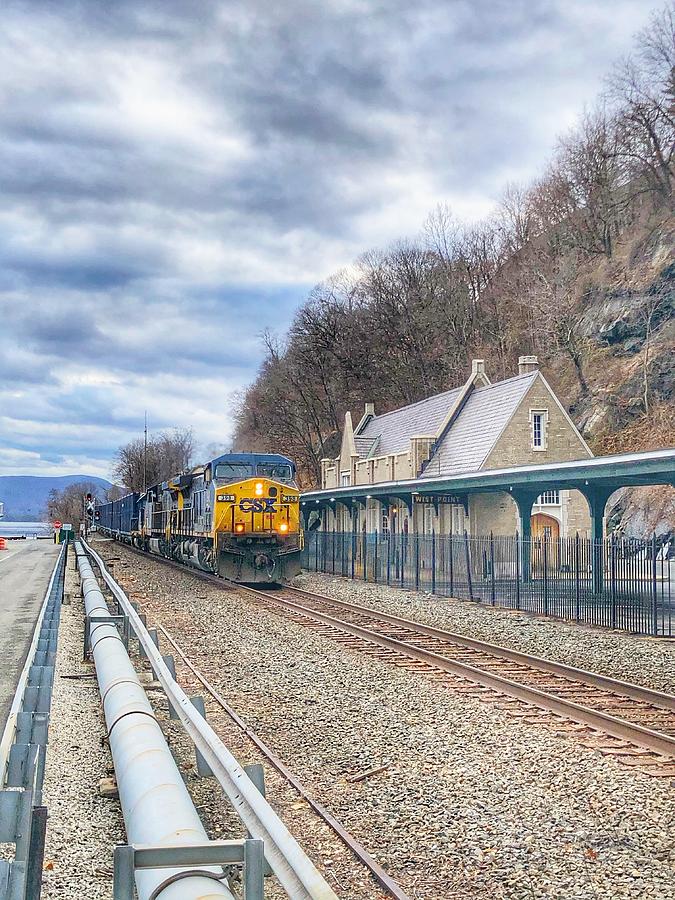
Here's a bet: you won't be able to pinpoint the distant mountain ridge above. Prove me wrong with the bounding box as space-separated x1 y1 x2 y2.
0 475 112 521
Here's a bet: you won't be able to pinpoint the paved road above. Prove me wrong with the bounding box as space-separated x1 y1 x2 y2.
0 540 60 737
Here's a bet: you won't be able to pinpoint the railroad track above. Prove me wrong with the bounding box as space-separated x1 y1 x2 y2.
104 542 675 777
244 584 675 777
96 543 411 900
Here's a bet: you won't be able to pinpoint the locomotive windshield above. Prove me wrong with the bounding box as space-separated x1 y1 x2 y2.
256 463 293 483
215 462 254 481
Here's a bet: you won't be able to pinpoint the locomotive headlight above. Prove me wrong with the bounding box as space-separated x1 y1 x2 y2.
278 522 288 533
254 482 264 496
234 523 245 534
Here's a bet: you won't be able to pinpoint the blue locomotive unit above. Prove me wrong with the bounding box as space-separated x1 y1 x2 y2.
95 452 302 583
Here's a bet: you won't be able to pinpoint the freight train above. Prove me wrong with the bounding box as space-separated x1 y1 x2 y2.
95 452 302 583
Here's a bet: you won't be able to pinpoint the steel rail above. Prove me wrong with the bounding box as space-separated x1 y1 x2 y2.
75 543 235 900
97 544 675 759
277 586 675 711
237 587 675 759
155 622 412 900
81 539 338 900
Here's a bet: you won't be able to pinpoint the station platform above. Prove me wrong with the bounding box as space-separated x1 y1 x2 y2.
0 540 60 736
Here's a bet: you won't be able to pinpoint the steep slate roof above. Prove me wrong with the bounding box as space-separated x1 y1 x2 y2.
354 435 379 457
355 386 463 456
420 371 538 478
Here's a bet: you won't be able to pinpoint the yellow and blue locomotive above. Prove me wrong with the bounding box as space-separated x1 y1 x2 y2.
95 452 302 583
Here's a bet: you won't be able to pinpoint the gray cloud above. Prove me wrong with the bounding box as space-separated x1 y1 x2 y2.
0 0 657 477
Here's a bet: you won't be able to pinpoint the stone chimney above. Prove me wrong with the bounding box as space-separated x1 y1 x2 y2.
518 355 539 375
471 359 486 377
364 402 375 417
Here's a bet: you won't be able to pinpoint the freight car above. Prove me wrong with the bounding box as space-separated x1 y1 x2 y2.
95 452 302 583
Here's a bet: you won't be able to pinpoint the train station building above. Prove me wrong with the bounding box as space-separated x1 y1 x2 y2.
320 356 595 539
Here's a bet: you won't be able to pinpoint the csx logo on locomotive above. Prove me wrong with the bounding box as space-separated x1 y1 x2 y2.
239 497 277 513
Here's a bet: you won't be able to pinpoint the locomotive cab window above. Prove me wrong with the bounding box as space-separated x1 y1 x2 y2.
256 463 293 483
215 462 254 481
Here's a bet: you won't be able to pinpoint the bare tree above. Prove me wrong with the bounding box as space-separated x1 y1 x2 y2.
606 4 675 206
496 182 534 253
556 109 626 257
106 484 124 501
520 249 591 395
45 481 101 527
113 427 194 492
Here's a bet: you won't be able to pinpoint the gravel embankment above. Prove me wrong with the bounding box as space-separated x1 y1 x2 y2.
41 552 125 898
296 573 675 694
100 540 675 900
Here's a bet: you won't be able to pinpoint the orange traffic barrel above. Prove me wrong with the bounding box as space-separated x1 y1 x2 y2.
0 538 6 550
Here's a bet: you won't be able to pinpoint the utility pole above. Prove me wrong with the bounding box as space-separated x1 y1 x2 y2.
143 411 148 493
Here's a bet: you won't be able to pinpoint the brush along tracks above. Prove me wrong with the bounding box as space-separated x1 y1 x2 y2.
233 584 675 778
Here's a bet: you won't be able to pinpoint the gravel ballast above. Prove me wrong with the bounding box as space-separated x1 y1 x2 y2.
40 551 125 898
99 540 675 900
296 573 675 694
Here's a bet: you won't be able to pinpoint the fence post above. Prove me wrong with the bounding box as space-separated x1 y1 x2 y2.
415 532 420 591
489 532 495 606
362 529 367 581
464 531 473 601
543 536 548 615
386 533 391 585
449 534 454 596
610 533 617 629
515 532 520 610
652 533 658 636
431 530 436 595
373 531 378 583
575 533 580 622
400 532 405 588
351 513 356 580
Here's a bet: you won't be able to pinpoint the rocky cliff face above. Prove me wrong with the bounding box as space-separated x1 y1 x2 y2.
549 218 674 537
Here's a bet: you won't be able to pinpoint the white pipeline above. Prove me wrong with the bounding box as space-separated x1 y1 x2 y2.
82 539 339 900
74 543 233 900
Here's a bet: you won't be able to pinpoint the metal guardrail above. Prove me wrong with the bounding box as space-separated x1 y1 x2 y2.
0 543 66 900
80 539 339 900
113 840 264 900
75 543 235 900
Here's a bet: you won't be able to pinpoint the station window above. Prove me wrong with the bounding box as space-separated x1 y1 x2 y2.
451 504 465 534
381 512 389 535
530 409 548 450
341 472 351 487
537 490 560 505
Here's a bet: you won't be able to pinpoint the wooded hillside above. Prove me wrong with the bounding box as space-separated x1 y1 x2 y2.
234 6 675 516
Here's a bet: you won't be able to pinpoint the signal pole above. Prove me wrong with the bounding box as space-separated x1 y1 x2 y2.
143 411 148 492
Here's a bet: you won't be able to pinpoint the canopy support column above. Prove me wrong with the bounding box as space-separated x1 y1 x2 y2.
511 489 539 582
580 485 615 594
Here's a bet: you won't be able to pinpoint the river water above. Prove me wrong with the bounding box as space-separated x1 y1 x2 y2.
0 521 52 538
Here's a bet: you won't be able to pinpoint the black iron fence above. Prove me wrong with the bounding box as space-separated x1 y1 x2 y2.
301 530 673 637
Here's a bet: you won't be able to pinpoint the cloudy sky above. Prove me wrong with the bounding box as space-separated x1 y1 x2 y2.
0 0 656 480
